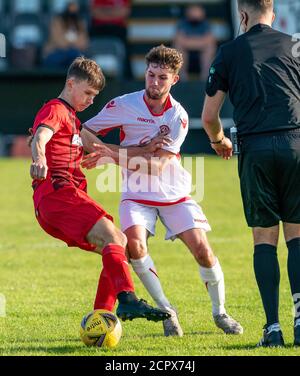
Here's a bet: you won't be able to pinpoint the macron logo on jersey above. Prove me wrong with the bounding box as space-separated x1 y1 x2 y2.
106 101 116 109
137 117 156 125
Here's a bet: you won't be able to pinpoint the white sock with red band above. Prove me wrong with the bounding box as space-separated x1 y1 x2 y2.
131 255 173 310
199 258 226 316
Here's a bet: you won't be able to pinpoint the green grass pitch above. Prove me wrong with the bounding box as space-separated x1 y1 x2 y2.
0 156 298 356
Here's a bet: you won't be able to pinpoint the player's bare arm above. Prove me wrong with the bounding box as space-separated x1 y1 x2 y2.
146 148 176 175
80 126 106 153
116 147 175 176
202 90 233 160
83 146 175 176
30 126 54 180
81 126 171 170
81 126 170 154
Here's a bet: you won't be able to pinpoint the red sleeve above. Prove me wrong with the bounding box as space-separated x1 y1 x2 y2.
33 103 63 134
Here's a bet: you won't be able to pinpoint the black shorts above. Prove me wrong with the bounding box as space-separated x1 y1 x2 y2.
238 129 300 227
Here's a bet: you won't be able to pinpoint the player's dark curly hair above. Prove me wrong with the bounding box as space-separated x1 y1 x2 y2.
67 56 106 92
145 45 183 74
238 0 273 13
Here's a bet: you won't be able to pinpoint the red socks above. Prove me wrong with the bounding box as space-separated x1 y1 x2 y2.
94 244 135 311
94 268 116 311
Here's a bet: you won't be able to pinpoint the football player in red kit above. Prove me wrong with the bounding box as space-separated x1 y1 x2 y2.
30 56 170 322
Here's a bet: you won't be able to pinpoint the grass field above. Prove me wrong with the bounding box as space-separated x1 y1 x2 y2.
0 156 299 356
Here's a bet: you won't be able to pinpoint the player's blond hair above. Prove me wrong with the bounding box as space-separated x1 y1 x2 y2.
145 45 183 75
67 56 106 91
238 0 273 14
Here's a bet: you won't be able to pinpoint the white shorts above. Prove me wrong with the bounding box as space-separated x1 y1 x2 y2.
119 199 211 241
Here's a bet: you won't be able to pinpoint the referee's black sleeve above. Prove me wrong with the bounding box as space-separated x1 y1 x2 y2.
205 48 229 97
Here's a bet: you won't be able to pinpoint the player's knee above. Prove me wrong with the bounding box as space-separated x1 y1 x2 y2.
86 231 103 249
252 226 279 246
282 223 300 243
106 228 127 249
127 238 147 259
192 241 214 266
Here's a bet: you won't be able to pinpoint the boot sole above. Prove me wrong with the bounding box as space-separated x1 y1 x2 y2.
117 312 169 322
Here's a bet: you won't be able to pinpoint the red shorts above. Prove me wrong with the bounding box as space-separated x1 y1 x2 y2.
34 185 113 251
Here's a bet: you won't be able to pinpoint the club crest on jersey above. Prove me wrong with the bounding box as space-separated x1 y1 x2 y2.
160 125 170 136
72 134 83 147
106 101 116 109
181 118 188 129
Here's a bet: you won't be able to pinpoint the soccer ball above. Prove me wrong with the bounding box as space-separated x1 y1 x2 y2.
80 309 122 348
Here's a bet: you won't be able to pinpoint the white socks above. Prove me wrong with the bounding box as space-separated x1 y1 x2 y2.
131 254 226 316
130 255 173 310
199 258 226 316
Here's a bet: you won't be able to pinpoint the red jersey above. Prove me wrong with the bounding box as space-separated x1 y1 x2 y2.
32 99 87 206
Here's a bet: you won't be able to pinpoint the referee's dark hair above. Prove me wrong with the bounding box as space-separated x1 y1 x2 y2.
237 0 273 13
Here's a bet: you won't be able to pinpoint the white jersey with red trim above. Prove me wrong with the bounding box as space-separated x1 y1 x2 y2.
85 90 192 204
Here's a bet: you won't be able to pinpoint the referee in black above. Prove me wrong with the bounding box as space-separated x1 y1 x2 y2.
202 0 300 347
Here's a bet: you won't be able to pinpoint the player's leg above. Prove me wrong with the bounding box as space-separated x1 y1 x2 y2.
36 187 169 323
252 226 284 347
125 225 173 310
283 223 300 346
239 136 285 347
125 225 183 337
178 228 242 335
120 201 182 336
36 195 120 315
87 215 170 323
93 268 116 312
87 216 129 312
121 202 170 309
159 200 242 334
252 226 280 329
278 132 300 346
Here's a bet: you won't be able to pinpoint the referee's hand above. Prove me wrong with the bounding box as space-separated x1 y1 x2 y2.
211 137 233 160
30 158 48 180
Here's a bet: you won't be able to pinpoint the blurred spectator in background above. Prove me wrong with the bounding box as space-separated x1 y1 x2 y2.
43 1 89 69
90 0 131 40
89 0 132 77
174 4 216 81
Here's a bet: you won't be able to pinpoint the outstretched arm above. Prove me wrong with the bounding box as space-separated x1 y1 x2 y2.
81 141 175 176
81 127 113 153
114 148 175 176
81 126 171 169
30 126 53 180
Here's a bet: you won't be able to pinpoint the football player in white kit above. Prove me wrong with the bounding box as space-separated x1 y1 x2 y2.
81 45 243 337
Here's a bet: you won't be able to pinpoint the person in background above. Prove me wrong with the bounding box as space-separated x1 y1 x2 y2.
81 45 243 338
89 0 132 77
174 4 216 81
202 0 300 348
43 1 89 69
30 56 170 324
